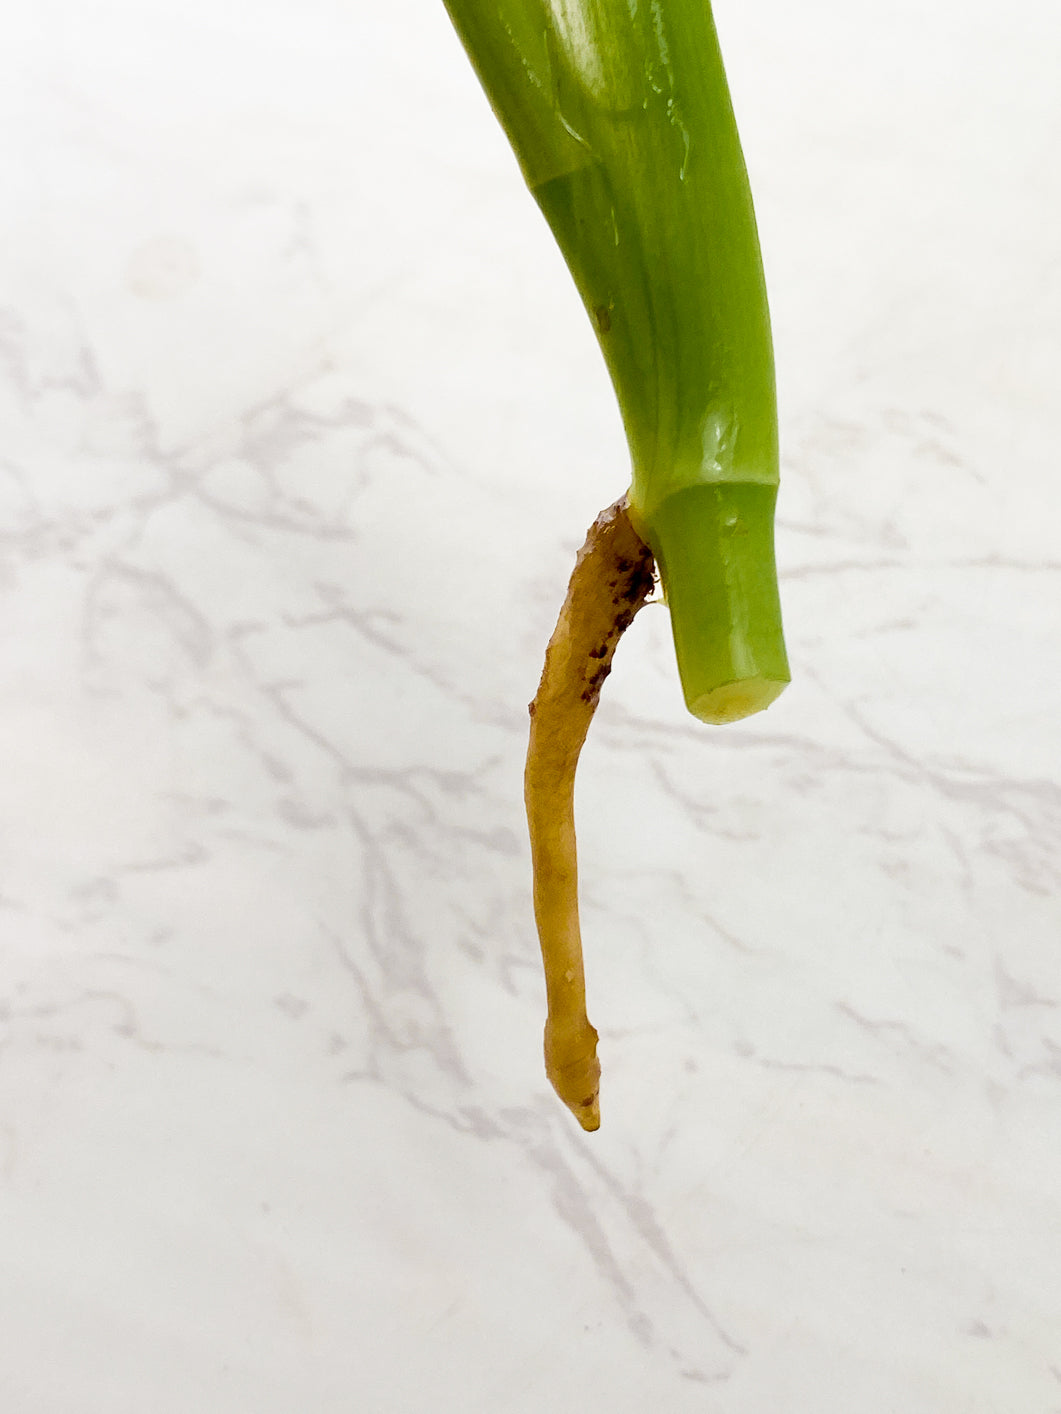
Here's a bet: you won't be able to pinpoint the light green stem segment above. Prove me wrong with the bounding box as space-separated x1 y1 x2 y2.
443 0 788 720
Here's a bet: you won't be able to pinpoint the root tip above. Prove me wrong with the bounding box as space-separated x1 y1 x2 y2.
545 1018 602 1133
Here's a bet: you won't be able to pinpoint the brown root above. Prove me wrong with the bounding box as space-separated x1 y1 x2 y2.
524 496 655 1130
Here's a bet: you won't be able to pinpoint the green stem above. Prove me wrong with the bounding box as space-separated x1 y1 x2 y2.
443 0 788 721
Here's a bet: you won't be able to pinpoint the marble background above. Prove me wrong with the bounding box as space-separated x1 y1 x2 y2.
3 1 1061 1409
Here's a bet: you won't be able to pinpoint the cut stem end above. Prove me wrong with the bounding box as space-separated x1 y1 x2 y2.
688 673 788 725
644 481 789 723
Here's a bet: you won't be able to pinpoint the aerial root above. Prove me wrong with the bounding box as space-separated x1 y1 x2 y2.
524 496 655 1130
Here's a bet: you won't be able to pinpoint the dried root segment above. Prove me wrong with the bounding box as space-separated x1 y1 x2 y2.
525 496 655 1130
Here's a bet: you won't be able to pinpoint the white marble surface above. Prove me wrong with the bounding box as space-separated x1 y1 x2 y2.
3 1 1061 1409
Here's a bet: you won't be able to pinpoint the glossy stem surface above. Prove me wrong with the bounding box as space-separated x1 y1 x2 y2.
443 0 789 720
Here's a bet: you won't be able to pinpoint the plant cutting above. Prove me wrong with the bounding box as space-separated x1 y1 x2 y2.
443 0 788 1128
